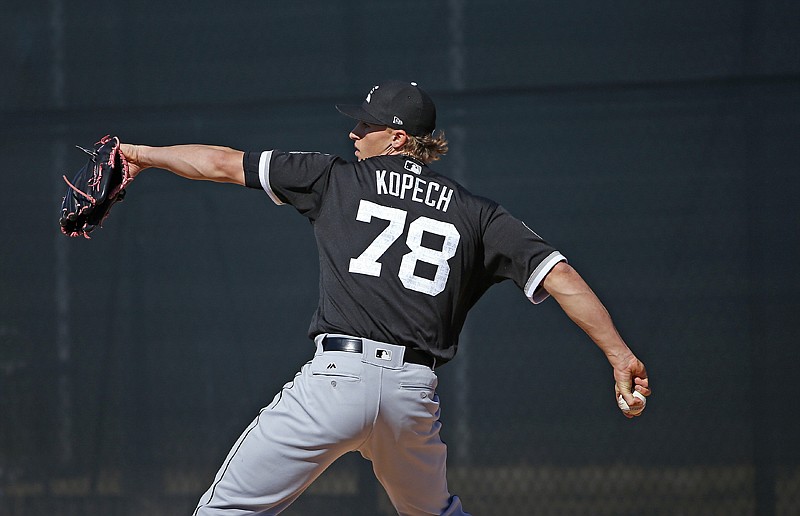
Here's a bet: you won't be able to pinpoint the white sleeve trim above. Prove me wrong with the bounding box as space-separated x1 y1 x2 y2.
258 150 284 206
524 251 567 304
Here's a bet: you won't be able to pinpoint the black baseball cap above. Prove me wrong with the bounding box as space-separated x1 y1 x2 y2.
336 80 436 136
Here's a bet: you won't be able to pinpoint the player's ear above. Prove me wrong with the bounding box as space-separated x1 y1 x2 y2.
390 129 409 150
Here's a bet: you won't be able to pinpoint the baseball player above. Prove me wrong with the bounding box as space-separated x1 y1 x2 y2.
119 80 650 515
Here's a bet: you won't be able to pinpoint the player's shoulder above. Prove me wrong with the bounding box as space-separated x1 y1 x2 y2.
421 165 499 210
273 149 347 167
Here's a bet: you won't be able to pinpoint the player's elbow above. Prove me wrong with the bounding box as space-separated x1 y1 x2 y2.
542 262 587 297
209 147 246 185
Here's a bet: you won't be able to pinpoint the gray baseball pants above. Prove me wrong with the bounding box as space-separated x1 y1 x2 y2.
193 334 469 516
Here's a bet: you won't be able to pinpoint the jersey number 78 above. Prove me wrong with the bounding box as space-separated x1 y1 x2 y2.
348 200 461 296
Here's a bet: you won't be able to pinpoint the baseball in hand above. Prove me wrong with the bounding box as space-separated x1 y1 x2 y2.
617 391 647 415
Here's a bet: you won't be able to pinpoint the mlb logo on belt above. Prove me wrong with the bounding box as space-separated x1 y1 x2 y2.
375 349 392 361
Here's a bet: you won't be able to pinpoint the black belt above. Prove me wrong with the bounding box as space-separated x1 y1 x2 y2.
322 336 436 369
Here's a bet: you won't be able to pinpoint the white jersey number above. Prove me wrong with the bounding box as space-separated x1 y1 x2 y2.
348 200 460 296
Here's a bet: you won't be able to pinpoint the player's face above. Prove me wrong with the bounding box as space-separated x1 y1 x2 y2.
349 121 393 160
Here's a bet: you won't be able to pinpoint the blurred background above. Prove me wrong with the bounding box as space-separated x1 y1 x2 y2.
2 1 799 514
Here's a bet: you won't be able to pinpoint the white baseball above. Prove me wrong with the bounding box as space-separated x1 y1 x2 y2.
617 391 647 415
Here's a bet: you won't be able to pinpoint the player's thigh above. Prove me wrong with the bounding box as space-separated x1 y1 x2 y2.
201 359 368 507
371 433 451 515
367 366 452 514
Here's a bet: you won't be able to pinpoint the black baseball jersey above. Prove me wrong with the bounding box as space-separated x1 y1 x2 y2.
243 151 566 365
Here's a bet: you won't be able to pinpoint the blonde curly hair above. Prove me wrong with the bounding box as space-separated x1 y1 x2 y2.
402 130 449 164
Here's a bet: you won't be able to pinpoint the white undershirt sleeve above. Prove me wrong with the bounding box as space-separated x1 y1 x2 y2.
524 251 567 304
258 150 284 206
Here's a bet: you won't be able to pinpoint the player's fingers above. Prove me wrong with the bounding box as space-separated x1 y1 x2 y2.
615 382 637 407
634 377 651 397
616 387 646 417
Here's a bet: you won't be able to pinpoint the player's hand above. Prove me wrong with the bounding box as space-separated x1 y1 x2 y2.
613 354 650 419
119 143 146 178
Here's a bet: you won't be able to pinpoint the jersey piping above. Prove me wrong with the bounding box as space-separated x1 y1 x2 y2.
258 150 283 206
524 250 567 304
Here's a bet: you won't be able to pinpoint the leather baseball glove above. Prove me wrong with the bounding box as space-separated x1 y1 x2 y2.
59 135 133 238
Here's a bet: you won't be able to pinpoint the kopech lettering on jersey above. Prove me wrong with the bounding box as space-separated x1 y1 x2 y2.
374 167 453 213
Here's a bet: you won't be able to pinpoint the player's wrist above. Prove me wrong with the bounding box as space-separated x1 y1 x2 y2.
605 347 636 369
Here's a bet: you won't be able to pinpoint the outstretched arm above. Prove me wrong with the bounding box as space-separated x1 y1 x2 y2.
543 261 650 418
120 143 245 185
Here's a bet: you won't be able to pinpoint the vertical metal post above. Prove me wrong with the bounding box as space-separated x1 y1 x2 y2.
447 0 471 466
51 0 73 469
740 1 774 514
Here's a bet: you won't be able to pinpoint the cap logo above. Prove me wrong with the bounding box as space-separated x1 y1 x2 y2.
366 85 379 103
393 116 404 126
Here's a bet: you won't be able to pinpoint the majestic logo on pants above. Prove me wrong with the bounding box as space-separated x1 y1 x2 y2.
375 349 392 361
